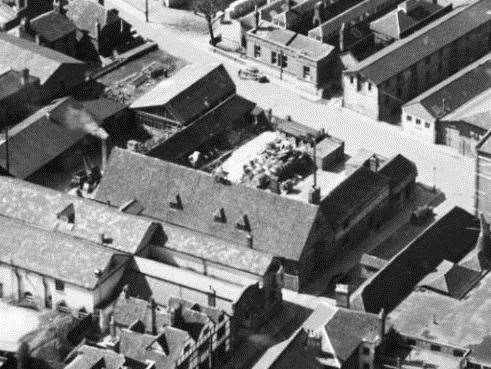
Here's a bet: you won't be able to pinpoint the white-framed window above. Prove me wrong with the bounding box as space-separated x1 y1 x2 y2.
303 66 311 80
254 44 261 58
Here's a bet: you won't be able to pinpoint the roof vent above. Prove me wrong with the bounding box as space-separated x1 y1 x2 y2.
169 194 183 210
57 203 75 224
213 208 226 223
99 233 113 244
235 214 251 232
94 268 103 278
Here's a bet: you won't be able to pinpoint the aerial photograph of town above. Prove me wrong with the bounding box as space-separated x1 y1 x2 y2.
0 0 489 367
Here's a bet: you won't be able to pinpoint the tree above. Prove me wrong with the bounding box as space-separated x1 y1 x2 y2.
192 0 226 46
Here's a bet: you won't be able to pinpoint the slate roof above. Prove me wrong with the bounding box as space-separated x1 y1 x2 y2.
30 10 76 42
403 54 491 120
320 166 389 229
378 154 417 189
249 26 335 61
0 68 39 101
0 176 159 255
0 32 85 84
81 97 126 122
0 216 122 289
65 0 108 39
0 98 87 178
120 326 191 369
96 148 321 261
130 63 236 124
370 9 418 38
346 0 491 84
65 345 126 369
168 296 225 324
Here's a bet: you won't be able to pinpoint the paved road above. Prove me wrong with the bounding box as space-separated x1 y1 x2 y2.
108 0 475 212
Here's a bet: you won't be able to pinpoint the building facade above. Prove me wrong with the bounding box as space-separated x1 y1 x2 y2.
476 133 491 221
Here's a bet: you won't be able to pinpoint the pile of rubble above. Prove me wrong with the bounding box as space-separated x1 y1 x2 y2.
240 136 313 192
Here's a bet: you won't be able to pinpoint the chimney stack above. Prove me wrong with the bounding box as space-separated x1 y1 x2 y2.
246 233 253 248
369 154 379 172
477 212 491 260
287 0 292 11
19 17 30 34
378 308 386 347
254 4 260 31
20 68 29 86
312 1 322 27
149 298 157 335
101 138 107 174
98 0 105 6
109 315 116 339
335 283 350 308
339 22 346 52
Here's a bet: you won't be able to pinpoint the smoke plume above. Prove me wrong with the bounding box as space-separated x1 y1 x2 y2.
63 106 109 140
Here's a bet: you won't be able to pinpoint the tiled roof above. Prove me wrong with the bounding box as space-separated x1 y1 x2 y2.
0 215 122 289
65 0 108 39
346 0 491 84
113 295 171 330
0 176 159 255
0 98 87 178
81 97 126 122
168 296 225 324
403 54 491 120
120 326 191 369
130 63 236 124
378 154 417 189
30 10 76 42
95 148 321 261
0 68 39 101
0 32 85 84
370 9 417 38
321 166 389 228
65 345 126 369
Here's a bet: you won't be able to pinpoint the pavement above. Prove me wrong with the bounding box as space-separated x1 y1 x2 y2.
106 0 476 214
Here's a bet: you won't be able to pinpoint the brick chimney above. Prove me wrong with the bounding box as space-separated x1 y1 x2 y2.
20 68 29 86
369 154 379 172
254 3 260 31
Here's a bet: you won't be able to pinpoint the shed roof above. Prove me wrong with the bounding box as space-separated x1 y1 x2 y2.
96 148 321 261
346 0 491 84
0 215 122 289
403 54 491 120
130 63 236 124
0 176 158 255
0 32 84 84
30 10 76 42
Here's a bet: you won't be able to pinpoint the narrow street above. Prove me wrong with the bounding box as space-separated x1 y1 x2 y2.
107 0 476 212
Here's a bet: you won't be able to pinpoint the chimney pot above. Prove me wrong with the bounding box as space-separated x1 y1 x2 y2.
369 154 379 172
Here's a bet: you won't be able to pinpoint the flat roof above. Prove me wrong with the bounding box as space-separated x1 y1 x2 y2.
249 26 335 61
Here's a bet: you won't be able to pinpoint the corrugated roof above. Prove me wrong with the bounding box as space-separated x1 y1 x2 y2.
403 54 491 120
96 148 322 261
130 63 236 124
30 10 76 42
0 215 122 289
0 176 159 255
0 32 85 84
346 0 491 84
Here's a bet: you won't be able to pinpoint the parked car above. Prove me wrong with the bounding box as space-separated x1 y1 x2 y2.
238 66 268 82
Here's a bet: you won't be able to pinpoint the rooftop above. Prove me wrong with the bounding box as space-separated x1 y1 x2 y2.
0 68 39 101
0 215 123 289
403 53 491 123
477 131 491 155
65 345 127 369
65 0 115 39
30 10 76 42
0 32 85 84
0 176 159 255
346 0 491 84
249 25 335 61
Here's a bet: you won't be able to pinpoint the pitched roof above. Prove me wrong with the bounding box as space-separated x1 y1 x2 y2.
65 0 108 39
130 63 236 124
370 9 417 39
378 154 417 189
0 215 122 289
0 68 39 101
346 0 491 84
81 97 126 122
0 98 87 178
113 296 171 330
303 303 381 362
0 176 159 255
65 345 126 369
96 148 321 261
30 10 76 42
403 54 491 120
0 32 84 84
320 166 389 228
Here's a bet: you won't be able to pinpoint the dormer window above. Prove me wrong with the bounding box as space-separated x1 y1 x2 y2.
213 208 226 223
169 194 183 210
235 214 251 232
57 203 75 224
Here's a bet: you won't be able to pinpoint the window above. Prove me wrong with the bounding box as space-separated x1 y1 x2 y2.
368 82 372 91
280 54 288 68
55 279 65 292
406 115 412 121
271 51 277 64
350 75 354 84
424 122 430 128
217 325 226 339
362 347 370 355
453 350 464 357
254 44 261 58
406 338 416 346
303 66 311 80
430 344 441 352
416 118 421 125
